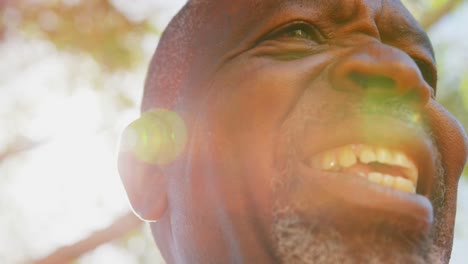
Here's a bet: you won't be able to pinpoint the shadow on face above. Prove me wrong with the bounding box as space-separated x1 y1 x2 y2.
119 0 468 263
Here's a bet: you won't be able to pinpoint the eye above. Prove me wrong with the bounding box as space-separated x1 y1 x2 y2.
264 21 324 44
254 21 326 60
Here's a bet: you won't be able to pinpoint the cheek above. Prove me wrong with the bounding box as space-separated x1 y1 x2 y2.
208 59 307 145
424 100 468 251
194 60 308 213
207 61 306 179
425 101 468 185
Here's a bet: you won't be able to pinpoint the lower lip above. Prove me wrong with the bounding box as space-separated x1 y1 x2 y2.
294 162 434 231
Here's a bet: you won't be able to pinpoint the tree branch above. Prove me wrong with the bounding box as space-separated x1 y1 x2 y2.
0 138 44 164
32 211 142 264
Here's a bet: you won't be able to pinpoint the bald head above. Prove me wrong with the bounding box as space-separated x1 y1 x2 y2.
142 1 204 110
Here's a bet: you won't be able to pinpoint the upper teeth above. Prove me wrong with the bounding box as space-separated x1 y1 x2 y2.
309 144 418 194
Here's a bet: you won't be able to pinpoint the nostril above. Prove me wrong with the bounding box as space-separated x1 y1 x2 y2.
348 72 396 90
331 45 432 106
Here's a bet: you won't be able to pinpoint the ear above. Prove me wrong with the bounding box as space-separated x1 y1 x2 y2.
118 150 167 222
116 109 186 221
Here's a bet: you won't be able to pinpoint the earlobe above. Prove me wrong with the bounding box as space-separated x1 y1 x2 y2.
118 151 168 222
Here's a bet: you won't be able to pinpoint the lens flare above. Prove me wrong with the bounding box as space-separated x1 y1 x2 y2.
121 109 187 164
409 113 421 124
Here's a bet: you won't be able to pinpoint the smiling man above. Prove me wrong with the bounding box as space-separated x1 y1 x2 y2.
118 0 468 263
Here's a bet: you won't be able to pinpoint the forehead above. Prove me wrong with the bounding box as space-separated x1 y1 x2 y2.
205 0 407 20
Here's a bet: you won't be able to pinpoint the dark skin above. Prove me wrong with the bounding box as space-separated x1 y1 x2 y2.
119 0 468 263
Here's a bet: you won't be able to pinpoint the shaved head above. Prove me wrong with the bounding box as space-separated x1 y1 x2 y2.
142 1 205 110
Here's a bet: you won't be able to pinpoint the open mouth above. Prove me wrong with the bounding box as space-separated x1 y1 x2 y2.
307 144 418 194
288 116 437 228
298 116 436 198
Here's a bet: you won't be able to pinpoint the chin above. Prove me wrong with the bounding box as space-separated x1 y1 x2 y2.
270 161 450 264
272 207 446 264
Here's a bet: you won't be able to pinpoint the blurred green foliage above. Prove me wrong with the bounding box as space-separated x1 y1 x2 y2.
1 0 151 70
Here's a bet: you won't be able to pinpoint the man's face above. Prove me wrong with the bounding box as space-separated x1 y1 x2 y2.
148 0 468 263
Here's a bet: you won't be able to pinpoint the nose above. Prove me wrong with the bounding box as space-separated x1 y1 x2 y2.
330 43 432 105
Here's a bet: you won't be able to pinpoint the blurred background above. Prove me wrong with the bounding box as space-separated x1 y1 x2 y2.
0 0 467 263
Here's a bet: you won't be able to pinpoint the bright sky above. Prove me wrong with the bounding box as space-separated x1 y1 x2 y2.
0 38 141 262
0 1 467 263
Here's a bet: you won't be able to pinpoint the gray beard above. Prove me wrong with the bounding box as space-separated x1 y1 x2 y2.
272 208 444 264
272 98 448 264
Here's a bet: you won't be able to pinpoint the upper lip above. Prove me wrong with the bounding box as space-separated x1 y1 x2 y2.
299 115 437 196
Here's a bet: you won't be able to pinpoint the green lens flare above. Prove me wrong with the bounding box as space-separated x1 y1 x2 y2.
121 109 187 164
141 130 148 145
409 113 421 124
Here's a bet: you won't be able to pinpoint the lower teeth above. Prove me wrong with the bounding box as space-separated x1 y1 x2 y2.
366 172 415 193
